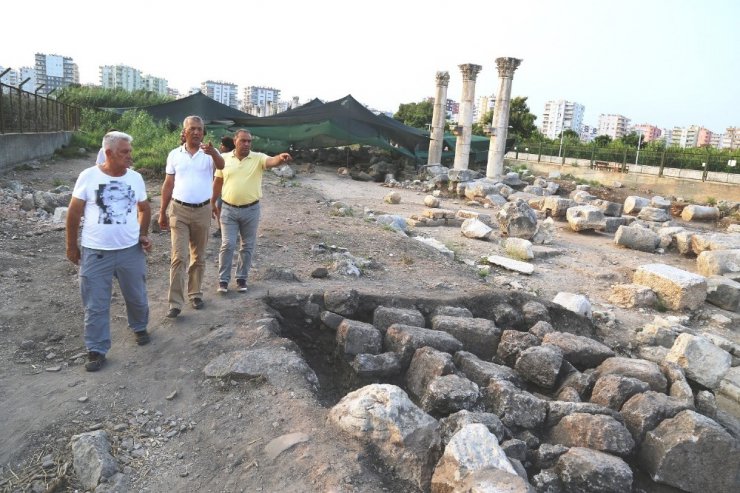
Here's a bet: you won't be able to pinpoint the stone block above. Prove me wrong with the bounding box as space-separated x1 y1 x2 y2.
608 283 657 308
665 333 731 389
431 315 501 360
696 249 740 277
336 319 382 356
633 263 707 310
706 275 740 311
372 306 425 334
614 224 659 252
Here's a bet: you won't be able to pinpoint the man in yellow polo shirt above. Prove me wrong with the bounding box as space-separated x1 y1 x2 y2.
211 129 291 293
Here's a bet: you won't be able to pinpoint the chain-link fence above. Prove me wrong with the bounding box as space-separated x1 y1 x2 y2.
0 82 80 133
513 141 740 175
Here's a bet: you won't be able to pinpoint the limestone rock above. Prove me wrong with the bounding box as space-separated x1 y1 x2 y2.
633 263 707 310
328 384 441 491
514 344 563 389
556 447 633 493
665 333 731 389
372 306 425 334
542 331 614 370
589 374 650 410
639 410 740 492
70 430 119 490
431 424 517 493
595 357 667 393
548 413 634 456
620 391 693 444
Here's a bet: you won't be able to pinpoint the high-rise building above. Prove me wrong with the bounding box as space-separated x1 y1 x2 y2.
476 94 495 123
541 100 585 139
143 75 168 95
632 124 662 142
671 125 706 148
720 127 738 150
241 86 280 115
100 65 142 92
597 114 630 139
34 53 78 94
697 127 713 147
201 80 239 109
579 125 598 143
0 66 19 86
99 65 168 95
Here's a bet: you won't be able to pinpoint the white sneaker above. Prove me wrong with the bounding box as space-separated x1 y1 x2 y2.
236 279 248 292
217 281 228 293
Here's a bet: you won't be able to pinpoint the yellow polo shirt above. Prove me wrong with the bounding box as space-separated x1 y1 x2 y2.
216 151 268 205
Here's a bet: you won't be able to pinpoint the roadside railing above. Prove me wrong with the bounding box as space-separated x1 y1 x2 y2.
0 82 80 133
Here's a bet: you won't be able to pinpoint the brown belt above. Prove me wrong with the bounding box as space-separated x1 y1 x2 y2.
222 199 259 209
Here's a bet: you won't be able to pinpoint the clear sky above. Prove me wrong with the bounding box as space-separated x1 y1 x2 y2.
3 0 738 132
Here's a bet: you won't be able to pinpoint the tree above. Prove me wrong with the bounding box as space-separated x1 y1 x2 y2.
561 129 579 140
472 110 492 136
508 96 537 142
619 131 642 148
593 135 612 147
393 100 434 130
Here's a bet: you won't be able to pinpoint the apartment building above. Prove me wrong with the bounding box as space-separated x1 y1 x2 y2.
579 125 598 143
1 66 39 91
100 65 142 92
476 94 495 123
241 86 281 115
632 124 662 142
0 66 18 86
670 125 708 148
541 100 585 139
143 76 168 95
201 80 239 109
34 53 78 94
597 114 631 139
720 127 738 150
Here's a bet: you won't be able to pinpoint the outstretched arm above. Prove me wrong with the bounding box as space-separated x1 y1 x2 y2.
265 153 292 169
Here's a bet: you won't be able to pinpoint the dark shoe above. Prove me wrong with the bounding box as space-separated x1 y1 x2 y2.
135 330 151 346
236 279 248 293
191 298 204 310
212 229 221 238
217 281 228 293
85 351 106 372
166 307 181 318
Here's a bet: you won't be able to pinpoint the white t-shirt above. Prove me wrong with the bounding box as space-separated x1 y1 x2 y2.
72 165 147 250
165 145 216 204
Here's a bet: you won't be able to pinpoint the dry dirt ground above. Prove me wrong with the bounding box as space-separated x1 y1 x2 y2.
0 154 737 492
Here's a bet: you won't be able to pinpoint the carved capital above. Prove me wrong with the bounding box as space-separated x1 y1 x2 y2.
435 71 450 87
495 57 522 78
458 64 483 82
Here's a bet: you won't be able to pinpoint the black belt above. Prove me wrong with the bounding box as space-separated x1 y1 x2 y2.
174 199 210 208
222 199 259 209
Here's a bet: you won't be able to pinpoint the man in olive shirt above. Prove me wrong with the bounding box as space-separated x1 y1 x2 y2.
211 129 291 293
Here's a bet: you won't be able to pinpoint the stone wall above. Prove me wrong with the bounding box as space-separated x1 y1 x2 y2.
0 132 73 171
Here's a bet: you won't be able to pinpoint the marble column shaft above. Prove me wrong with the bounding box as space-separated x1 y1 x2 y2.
453 63 482 170
428 71 450 165
486 57 521 179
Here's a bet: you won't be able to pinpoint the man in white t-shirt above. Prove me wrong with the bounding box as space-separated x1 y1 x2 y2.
158 116 224 318
66 131 153 372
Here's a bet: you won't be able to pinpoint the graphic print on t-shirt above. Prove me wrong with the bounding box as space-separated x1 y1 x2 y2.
95 181 136 224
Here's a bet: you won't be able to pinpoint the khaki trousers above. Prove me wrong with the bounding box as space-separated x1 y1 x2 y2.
168 202 211 309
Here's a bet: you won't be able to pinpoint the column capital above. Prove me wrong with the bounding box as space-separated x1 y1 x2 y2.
435 71 450 87
458 63 482 81
495 57 522 78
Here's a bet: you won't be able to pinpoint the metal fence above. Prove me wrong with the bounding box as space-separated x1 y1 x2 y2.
0 82 80 134
514 141 740 175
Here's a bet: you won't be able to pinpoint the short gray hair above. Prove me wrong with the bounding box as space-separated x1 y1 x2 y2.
183 115 204 128
102 131 133 151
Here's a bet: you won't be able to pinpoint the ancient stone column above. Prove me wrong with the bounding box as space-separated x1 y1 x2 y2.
427 71 450 165
486 57 522 179
452 64 482 170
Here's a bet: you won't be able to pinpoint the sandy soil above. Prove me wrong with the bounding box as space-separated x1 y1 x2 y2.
0 155 737 492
